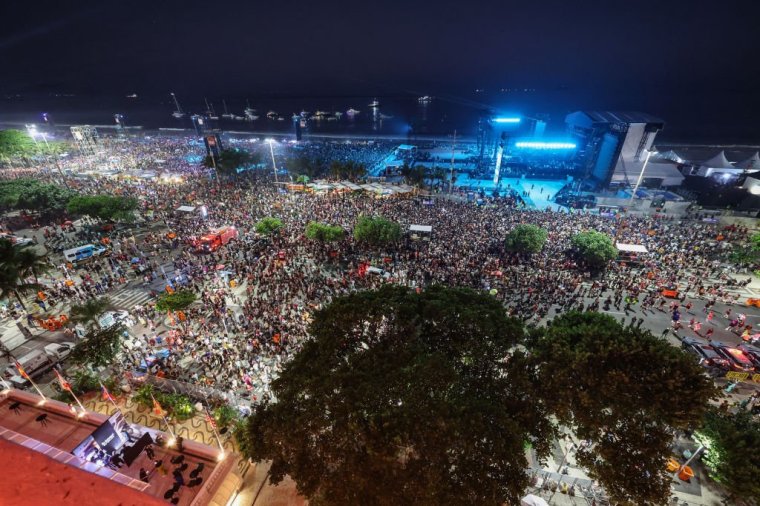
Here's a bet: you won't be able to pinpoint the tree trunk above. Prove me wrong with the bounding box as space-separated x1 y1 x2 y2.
14 291 26 310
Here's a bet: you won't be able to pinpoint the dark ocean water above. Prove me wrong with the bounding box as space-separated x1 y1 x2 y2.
0 90 757 146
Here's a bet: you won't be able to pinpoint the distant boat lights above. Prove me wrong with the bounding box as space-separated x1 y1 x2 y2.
493 117 521 124
514 141 577 150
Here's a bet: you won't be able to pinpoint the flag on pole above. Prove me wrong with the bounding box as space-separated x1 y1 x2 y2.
205 409 217 429
100 383 114 402
14 360 30 380
53 369 72 392
151 395 163 415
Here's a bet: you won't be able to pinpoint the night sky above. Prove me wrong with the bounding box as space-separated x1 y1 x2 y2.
1 0 758 141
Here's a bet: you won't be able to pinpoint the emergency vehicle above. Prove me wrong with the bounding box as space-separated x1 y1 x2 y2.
194 226 238 252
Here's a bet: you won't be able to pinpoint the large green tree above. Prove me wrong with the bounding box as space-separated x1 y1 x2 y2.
255 217 283 236
505 224 548 254
571 230 617 267
0 178 74 216
70 324 124 369
305 222 345 243
0 129 37 165
70 296 114 330
329 160 366 181
154 290 196 312
243 286 554 506
695 407 760 503
0 239 46 309
67 195 138 222
353 215 402 247
528 312 716 505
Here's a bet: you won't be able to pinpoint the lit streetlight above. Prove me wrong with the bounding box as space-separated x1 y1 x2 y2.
266 138 279 183
628 149 657 208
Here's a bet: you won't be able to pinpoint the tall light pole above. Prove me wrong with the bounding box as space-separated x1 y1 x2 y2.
266 138 279 183
628 149 656 208
26 125 69 189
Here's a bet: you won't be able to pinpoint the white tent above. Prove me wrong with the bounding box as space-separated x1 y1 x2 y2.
176 206 196 213
616 243 649 253
701 151 734 169
736 152 760 172
521 494 549 506
409 225 432 233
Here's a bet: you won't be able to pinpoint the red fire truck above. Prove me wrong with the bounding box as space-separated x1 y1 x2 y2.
194 226 238 252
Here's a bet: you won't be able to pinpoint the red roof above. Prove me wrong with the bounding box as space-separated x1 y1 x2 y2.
0 438 166 506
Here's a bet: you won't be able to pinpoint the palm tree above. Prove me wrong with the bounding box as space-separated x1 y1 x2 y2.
0 238 50 283
70 296 114 330
0 264 41 310
14 247 50 283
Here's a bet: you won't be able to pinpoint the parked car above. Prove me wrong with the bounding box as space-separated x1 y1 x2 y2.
44 341 76 362
711 342 756 373
737 344 760 369
681 337 730 371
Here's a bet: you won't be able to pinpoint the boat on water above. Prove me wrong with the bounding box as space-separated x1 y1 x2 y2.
368 98 379 107
244 100 258 119
313 110 327 118
326 116 338 122
418 95 433 103
267 111 278 119
379 113 393 120
221 100 235 119
300 110 310 118
170 92 185 119
126 93 138 99
346 108 360 116
334 111 343 118
204 98 219 120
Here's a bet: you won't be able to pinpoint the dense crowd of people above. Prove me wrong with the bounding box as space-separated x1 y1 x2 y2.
0 133 754 410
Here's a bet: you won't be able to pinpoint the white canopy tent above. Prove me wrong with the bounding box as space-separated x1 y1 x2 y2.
616 243 649 253
736 152 760 172
701 151 734 169
409 225 432 233
176 206 196 213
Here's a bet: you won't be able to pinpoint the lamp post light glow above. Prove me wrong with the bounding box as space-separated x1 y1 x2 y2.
629 149 656 208
266 138 279 183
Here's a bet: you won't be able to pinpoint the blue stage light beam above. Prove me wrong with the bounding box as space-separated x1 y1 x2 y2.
493 117 521 124
514 141 576 150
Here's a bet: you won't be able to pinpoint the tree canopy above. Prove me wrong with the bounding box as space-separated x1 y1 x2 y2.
353 215 402 246
255 217 284 236
0 178 74 216
243 285 553 506
571 230 617 267
329 160 366 181
695 407 760 503
305 222 345 242
155 290 196 312
69 296 114 330
0 129 67 165
70 324 124 369
528 312 716 505
67 195 138 222
0 238 47 309
505 224 548 254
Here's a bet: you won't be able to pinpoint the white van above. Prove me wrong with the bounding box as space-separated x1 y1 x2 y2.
3 349 55 388
63 244 109 263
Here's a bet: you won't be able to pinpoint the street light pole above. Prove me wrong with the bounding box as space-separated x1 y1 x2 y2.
267 139 279 183
628 149 655 209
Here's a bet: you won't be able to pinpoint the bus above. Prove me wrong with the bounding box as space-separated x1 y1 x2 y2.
63 244 109 264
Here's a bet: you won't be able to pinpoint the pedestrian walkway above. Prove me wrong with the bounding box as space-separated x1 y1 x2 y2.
110 286 154 310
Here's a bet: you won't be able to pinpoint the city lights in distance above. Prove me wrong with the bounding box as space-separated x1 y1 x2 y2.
515 141 577 150
493 117 521 124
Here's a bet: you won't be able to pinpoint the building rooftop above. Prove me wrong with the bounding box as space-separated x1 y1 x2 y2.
0 390 233 506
